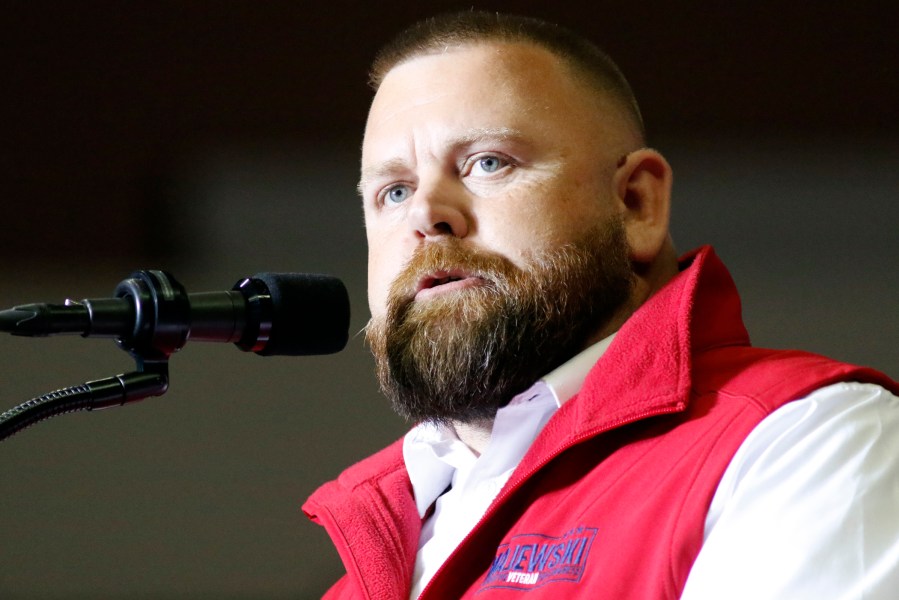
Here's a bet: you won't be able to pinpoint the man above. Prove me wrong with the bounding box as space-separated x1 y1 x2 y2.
303 11 899 599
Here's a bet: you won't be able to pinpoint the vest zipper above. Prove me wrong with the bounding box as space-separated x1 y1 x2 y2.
417 404 682 598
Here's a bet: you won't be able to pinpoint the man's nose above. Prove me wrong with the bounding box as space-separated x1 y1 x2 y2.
407 178 470 239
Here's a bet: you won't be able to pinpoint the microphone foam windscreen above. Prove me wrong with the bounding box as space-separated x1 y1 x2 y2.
252 273 350 356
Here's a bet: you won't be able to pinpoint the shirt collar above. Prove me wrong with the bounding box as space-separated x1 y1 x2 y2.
542 333 616 407
403 333 616 517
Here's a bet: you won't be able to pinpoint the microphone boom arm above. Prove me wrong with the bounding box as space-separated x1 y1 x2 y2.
0 366 169 442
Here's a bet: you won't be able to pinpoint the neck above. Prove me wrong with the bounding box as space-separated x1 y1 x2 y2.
451 419 494 456
585 241 679 346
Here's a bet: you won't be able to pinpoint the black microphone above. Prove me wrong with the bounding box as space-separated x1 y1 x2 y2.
0 271 350 357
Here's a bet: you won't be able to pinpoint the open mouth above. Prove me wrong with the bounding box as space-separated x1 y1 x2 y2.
415 270 483 299
424 274 464 288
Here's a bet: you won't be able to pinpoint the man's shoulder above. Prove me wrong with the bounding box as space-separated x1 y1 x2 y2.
328 436 407 494
693 345 899 410
303 436 411 521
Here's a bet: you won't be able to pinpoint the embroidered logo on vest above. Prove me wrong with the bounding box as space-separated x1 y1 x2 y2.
480 526 597 592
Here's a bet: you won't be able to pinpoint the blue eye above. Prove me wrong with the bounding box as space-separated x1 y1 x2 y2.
385 184 411 205
468 154 511 176
478 156 503 173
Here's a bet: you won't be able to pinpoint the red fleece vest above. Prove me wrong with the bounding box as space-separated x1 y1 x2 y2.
303 246 898 599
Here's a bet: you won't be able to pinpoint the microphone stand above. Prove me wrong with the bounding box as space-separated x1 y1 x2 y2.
0 270 192 441
0 363 169 442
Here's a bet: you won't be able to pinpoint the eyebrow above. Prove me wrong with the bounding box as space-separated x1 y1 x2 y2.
357 126 527 195
357 158 408 197
449 126 525 147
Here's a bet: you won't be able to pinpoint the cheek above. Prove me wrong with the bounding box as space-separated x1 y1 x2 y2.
527 182 615 244
366 238 407 319
472 188 561 266
365 219 389 316
477 200 570 266
366 252 389 318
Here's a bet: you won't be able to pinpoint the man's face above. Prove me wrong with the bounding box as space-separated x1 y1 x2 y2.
360 42 637 321
359 42 640 423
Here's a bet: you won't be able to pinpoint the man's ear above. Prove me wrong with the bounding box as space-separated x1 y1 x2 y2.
612 148 673 263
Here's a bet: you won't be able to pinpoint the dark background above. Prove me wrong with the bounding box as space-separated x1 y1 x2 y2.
1 2 897 598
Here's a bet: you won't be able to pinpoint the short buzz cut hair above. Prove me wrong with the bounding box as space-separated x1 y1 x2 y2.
369 10 646 141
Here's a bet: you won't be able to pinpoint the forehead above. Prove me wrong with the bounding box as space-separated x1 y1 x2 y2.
362 41 606 148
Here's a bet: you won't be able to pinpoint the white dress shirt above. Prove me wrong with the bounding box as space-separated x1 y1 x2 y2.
680 381 899 599
403 335 616 598
404 338 899 599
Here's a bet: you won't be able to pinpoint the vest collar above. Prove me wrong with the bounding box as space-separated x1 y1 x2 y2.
554 245 750 440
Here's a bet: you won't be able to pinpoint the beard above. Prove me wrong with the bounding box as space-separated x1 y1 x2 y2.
365 215 634 426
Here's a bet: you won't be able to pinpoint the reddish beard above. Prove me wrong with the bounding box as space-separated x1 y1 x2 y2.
366 216 634 425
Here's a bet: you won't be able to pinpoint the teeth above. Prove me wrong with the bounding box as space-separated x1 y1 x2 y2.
432 276 461 287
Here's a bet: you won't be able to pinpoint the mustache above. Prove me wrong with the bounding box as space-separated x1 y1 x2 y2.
387 239 520 304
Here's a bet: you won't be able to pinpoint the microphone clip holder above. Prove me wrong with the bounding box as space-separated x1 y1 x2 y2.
1 270 194 441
